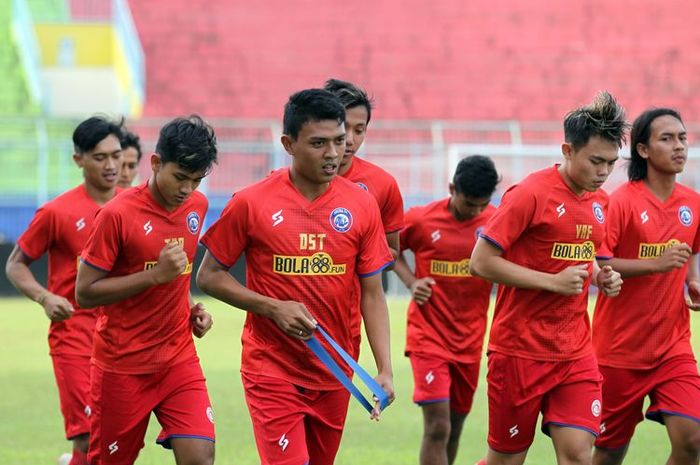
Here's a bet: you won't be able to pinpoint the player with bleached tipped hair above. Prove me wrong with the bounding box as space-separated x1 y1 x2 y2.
470 92 627 465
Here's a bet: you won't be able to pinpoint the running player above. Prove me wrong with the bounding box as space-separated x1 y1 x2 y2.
469 91 626 465
5 116 123 465
75 115 217 465
196 89 394 465
592 108 700 465
394 155 499 465
118 129 142 188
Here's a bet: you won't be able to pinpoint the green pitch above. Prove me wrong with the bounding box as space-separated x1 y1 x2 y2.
0 296 696 464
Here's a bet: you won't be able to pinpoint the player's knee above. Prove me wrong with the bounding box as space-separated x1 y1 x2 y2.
558 444 592 465
424 415 451 443
676 427 700 458
592 446 625 465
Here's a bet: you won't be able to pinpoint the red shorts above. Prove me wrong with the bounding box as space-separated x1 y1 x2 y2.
409 352 480 414
487 352 603 454
595 355 700 449
51 354 91 439
242 372 351 465
87 358 215 465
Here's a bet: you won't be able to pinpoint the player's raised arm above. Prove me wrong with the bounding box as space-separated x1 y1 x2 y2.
196 250 317 340
470 237 590 296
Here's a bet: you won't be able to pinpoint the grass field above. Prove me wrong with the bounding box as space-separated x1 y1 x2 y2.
1 296 697 464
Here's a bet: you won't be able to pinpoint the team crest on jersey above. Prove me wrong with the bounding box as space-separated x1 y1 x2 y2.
592 202 605 224
329 207 353 233
187 212 201 234
356 182 369 191
679 206 693 226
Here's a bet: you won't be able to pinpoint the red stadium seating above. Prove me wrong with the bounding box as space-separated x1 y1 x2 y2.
127 0 700 121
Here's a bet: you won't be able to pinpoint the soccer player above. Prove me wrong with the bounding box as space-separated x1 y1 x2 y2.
118 129 142 188
5 116 123 465
592 108 700 465
469 91 626 465
196 89 395 465
324 78 404 261
74 115 217 465
394 155 499 465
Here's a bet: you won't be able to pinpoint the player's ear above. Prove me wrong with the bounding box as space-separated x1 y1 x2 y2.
448 182 456 196
150 153 162 173
281 134 295 157
636 142 650 160
73 152 84 168
561 142 573 161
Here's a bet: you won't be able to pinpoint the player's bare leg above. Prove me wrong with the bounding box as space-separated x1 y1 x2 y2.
420 401 452 465
665 414 700 465
485 447 527 465
550 425 595 465
70 434 89 464
171 437 214 465
446 411 467 464
592 445 628 465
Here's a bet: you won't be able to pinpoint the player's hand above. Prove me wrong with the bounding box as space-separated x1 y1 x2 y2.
687 280 700 311
410 277 436 305
152 242 188 284
550 264 589 296
370 372 395 421
40 293 74 322
191 302 213 338
271 300 317 340
596 265 623 297
655 243 692 273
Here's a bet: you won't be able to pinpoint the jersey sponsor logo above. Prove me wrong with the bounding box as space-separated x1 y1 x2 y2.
679 205 693 226
144 238 193 274
273 252 346 276
592 202 605 223
430 258 471 277
425 371 435 384
329 207 353 233
591 399 601 417
509 425 519 438
143 220 153 236
278 434 289 452
272 209 284 227
550 241 595 261
206 406 214 424
356 182 369 191
187 211 201 234
556 203 566 218
76 217 86 232
108 441 119 455
638 239 680 259
431 229 441 243
641 210 649 224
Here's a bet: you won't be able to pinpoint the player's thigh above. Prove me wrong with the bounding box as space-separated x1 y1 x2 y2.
154 360 215 448
542 355 602 438
486 353 542 454
306 388 352 465
51 354 92 439
594 365 646 450
449 359 480 415
550 424 596 465
410 352 452 405
170 437 215 465
88 365 153 465
242 373 309 465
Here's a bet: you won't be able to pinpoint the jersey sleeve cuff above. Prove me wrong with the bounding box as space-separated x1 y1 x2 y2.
16 242 40 262
80 257 111 273
479 233 505 251
595 255 613 260
201 243 234 269
358 260 395 278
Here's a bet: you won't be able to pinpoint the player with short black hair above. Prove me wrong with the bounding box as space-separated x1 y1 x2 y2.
118 129 142 188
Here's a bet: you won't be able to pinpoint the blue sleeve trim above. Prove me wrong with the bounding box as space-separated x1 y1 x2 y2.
479 233 505 251
595 255 612 260
359 260 395 278
80 258 110 273
201 243 234 269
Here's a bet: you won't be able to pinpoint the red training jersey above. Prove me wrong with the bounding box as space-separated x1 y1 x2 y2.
80 182 207 374
593 181 700 369
481 165 607 361
18 184 119 357
200 168 393 390
401 198 494 362
342 156 404 233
